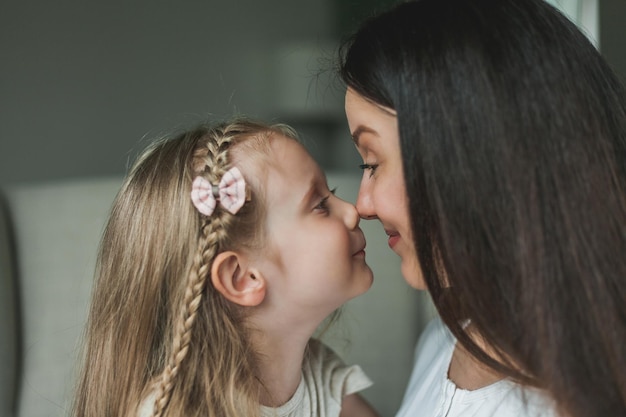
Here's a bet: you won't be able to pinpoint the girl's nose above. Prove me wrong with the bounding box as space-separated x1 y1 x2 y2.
343 201 360 230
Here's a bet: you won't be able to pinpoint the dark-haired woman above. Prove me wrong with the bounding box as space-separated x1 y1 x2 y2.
339 0 626 416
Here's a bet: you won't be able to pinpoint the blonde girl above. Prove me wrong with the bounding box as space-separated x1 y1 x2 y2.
71 119 378 417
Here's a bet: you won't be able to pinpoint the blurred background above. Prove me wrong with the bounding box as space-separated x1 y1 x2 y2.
1 0 624 186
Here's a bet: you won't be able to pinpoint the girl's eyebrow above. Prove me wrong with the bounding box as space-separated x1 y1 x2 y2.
299 173 329 210
351 125 377 146
299 178 319 209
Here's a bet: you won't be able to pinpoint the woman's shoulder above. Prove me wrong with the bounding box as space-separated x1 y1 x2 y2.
443 382 558 417
414 315 455 360
395 317 456 416
402 316 456 386
398 317 557 417
410 317 455 377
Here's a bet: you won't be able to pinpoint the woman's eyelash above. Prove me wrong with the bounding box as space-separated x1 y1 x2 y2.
359 163 379 177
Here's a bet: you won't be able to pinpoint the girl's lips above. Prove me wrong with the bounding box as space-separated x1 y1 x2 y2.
353 242 366 257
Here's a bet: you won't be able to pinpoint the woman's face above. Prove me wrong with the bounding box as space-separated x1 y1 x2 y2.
344 88 425 289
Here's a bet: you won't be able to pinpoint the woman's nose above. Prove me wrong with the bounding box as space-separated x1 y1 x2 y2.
356 177 377 220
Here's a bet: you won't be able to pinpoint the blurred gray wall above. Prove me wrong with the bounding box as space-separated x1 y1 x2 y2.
0 0 351 185
1 0 626 186
1 0 625 186
600 0 626 85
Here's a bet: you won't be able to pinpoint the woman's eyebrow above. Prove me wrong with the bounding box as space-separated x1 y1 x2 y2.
351 125 377 146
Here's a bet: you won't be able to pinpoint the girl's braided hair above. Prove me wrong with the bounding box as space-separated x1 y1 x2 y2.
151 121 242 417
72 118 298 417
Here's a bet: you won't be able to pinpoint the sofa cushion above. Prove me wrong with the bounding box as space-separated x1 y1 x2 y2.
0 193 19 417
4 177 123 417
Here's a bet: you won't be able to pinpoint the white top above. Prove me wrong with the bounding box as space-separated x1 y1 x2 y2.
138 339 372 417
396 317 556 417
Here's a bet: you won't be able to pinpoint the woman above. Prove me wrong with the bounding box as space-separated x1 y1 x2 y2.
339 0 626 416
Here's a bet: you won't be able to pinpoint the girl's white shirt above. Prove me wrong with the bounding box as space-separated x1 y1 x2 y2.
395 317 557 417
137 339 372 417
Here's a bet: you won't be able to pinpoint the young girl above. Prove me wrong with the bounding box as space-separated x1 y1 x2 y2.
71 119 379 417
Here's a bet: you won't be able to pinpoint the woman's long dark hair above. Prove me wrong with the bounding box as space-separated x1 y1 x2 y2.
339 0 626 416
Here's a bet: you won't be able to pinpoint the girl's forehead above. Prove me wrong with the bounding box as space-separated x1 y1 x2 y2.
266 138 321 189
276 139 317 175
233 134 318 200
262 134 309 165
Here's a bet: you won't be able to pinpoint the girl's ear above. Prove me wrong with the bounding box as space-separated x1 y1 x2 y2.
211 251 266 307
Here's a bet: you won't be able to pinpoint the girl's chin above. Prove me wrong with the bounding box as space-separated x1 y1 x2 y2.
355 270 375 296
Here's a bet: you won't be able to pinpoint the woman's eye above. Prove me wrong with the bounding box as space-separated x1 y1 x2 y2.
359 163 379 178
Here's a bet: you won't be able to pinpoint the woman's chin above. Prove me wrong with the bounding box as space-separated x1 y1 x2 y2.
401 262 427 290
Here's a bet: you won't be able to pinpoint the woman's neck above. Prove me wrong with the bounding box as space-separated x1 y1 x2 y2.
448 343 503 390
448 323 504 390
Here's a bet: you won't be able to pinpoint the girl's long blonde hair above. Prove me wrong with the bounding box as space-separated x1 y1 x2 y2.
72 119 298 417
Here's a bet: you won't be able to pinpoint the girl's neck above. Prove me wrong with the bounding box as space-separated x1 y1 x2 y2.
250 317 318 407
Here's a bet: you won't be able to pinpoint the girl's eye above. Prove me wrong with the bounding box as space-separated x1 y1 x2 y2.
359 163 379 178
313 188 337 214
314 196 330 213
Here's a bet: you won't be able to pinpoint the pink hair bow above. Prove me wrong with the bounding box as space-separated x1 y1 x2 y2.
190 167 247 216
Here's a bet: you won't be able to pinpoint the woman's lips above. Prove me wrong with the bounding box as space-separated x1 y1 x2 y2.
386 230 400 248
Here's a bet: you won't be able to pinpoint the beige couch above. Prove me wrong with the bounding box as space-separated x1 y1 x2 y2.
0 173 436 417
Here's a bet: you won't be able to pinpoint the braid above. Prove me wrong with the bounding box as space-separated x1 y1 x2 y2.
151 128 235 417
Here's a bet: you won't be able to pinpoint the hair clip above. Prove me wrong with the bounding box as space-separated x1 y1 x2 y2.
190 167 247 216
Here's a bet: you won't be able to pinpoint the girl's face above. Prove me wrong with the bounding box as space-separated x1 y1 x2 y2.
344 88 425 289
254 134 373 321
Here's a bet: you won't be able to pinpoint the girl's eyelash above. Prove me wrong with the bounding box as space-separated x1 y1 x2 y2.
314 188 337 212
359 163 379 177
315 196 330 212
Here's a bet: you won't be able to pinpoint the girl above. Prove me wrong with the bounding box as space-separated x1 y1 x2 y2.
339 0 626 416
71 119 379 417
